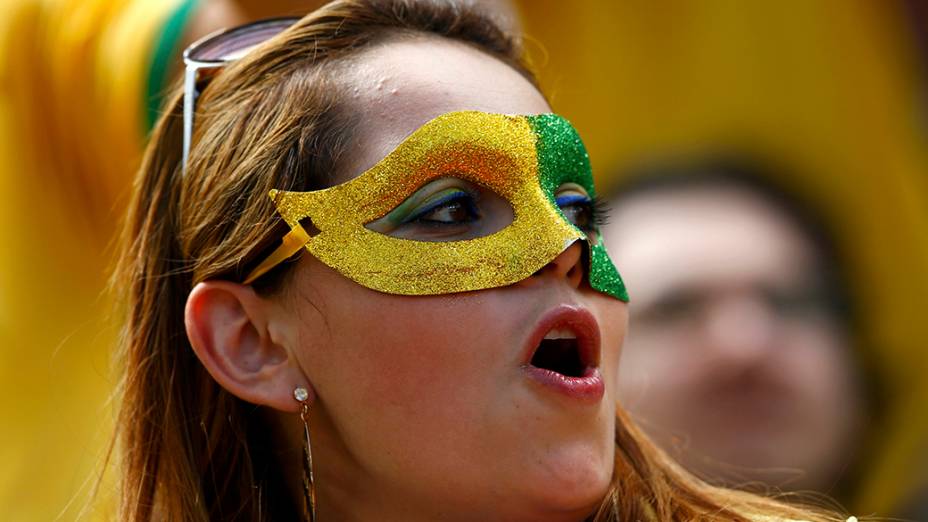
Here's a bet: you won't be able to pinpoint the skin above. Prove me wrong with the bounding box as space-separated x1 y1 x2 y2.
180 1 518 78
602 186 863 491
186 36 628 522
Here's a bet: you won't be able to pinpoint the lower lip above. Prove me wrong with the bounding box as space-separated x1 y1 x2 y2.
522 365 604 404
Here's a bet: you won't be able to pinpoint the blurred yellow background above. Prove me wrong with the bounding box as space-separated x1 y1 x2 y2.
1 1 926 520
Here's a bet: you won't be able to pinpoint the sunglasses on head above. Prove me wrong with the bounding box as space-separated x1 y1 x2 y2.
182 17 299 173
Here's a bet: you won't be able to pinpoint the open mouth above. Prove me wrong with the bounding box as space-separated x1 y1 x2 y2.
523 306 601 377
530 329 588 377
522 306 604 402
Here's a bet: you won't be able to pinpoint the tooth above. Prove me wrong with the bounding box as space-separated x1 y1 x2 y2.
543 328 578 340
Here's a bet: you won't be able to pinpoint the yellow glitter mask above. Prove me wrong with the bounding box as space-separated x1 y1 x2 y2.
244 111 628 301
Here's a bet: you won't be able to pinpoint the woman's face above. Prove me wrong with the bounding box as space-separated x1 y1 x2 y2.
281 37 627 521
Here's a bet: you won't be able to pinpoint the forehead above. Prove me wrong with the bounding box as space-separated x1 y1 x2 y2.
607 187 820 297
334 35 550 183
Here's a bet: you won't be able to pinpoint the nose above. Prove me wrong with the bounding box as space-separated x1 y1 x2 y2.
522 240 585 289
702 294 778 368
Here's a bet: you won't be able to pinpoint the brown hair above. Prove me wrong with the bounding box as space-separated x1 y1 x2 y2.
112 0 852 520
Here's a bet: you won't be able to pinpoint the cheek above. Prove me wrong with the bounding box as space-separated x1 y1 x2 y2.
615 326 693 404
778 325 859 412
297 266 520 444
591 296 628 395
337 294 504 412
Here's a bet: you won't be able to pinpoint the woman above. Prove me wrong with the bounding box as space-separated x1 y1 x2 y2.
112 0 854 520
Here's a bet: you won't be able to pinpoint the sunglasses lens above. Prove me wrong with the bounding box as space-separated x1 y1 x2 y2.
188 18 298 63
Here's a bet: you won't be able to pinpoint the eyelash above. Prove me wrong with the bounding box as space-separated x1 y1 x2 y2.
405 190 480 225
591 196 611 227
556 194 611 231
400 188 611 230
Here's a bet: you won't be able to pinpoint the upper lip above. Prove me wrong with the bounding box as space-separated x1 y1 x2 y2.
522 305 601 371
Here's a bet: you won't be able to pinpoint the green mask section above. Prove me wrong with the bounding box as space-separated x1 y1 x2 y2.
527 114 630 302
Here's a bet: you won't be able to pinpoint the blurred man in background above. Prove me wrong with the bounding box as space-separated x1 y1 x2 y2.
602 159 869 501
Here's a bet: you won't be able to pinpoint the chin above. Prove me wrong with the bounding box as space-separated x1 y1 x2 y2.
520 442 615 519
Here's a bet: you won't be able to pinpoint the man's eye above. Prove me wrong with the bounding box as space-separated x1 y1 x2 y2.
639 291 705 326
407 191 479 225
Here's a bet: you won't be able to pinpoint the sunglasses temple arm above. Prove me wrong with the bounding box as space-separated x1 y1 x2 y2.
182 66 198 175
242 226 312 285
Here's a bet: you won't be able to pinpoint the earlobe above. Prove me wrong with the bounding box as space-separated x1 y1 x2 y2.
185 281 309 413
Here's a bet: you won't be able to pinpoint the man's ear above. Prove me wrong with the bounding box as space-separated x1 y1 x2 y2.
185 280 313 413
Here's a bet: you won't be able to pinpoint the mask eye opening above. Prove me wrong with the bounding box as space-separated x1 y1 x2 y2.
364 177 514 243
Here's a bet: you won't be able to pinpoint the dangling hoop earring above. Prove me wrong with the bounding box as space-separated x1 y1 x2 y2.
294 386 316 522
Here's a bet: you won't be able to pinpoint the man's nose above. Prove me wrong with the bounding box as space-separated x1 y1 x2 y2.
702 294 778 367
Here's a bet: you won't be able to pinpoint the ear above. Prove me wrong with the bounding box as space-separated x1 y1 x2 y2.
185 281 313 413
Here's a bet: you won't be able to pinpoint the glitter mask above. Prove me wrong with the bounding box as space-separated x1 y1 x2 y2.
243 111 629 301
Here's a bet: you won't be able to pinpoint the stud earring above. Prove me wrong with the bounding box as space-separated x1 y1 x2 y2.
294 386 316 522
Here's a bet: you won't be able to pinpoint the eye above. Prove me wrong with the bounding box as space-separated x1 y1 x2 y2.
554 184 608 233
366 177 514 242
640 290 705 326
556 193 595 231
405 188 479 225
763 285 834 321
